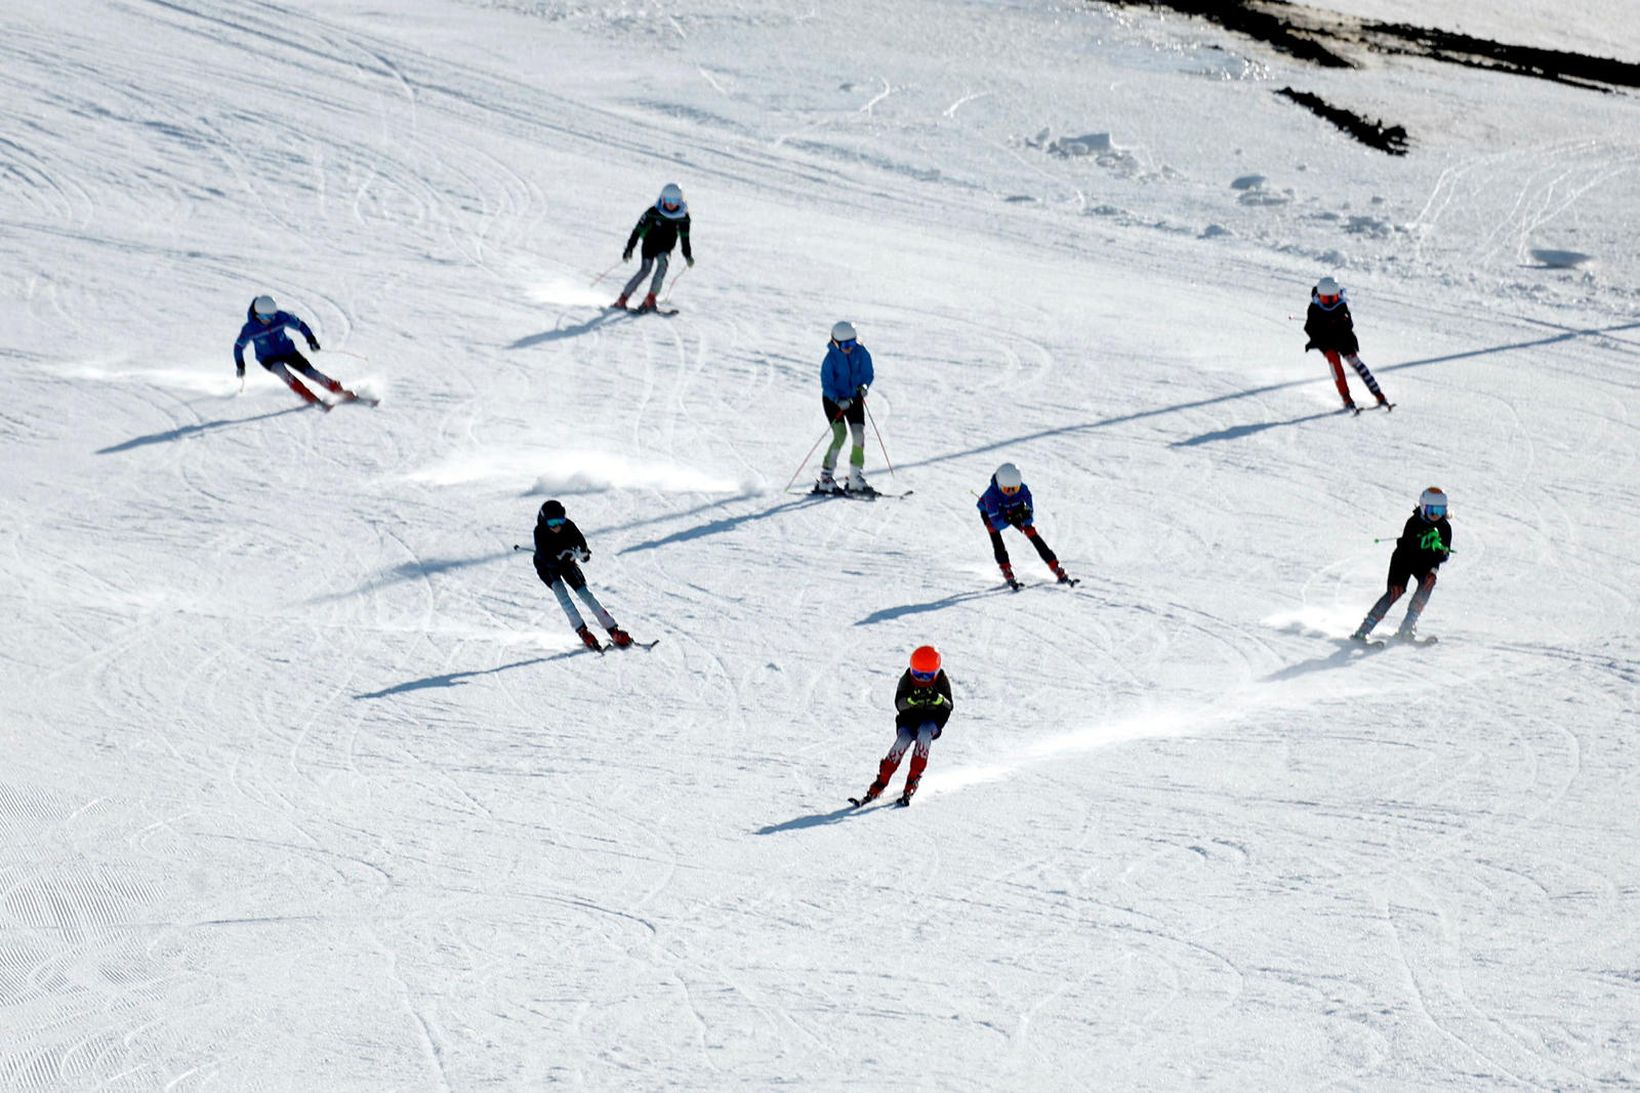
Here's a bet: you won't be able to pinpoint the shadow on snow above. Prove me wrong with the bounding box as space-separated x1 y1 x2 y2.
354 654 571 699
899 320 1640 469
96 405 309 454
619 495 826 554
855 586 1012 626
307 550 517 606
1261 638 1386 683
508 310 628 350
756 805 862 834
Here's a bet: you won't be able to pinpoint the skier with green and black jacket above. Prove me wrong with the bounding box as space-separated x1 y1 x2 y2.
613 183 693 313
1352 487 1453 642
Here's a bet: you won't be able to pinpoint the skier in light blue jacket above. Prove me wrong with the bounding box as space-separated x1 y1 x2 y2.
815 320 876 494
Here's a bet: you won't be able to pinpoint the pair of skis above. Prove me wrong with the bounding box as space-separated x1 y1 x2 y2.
1347 401 1395 416
1351 632 1437 648
580 634 660 656
848 792 915 809
608 304 679 318
791 485 915 500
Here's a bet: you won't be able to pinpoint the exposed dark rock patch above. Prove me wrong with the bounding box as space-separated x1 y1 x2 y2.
1277 87 1409 156
1104 0 1640 152
1107 1 1640 92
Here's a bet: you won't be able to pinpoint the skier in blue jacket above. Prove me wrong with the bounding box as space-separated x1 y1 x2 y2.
233 295 365 409
977 463 1075 589
815 320 876 494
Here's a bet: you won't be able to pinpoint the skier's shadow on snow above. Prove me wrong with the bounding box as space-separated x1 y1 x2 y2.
855 587 1010 626
508 310 629 350
1262 639 1385 683
620 495 826 554
96 405 309 454
756 806 862 834
308 550 516 606
895 320 1640 469
1171 410 1339 447
355 654 570 699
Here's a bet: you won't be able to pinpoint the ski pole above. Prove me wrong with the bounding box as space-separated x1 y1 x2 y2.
321 348 370 363
864 400 896 481
590 259 621 287
783 406 848 493
662 262 690 304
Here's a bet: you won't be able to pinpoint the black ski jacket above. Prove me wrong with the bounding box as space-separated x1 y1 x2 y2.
533 518 592 585
625 207 692 261
895 669 954 731
1304 292 1360 355
1389 511 1453 577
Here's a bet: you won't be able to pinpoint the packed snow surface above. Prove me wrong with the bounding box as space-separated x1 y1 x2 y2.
2 0 1637 1088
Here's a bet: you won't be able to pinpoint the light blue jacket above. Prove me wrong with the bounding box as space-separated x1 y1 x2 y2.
820 343 874 402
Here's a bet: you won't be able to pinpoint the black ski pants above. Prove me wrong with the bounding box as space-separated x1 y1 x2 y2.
984 517 1057 568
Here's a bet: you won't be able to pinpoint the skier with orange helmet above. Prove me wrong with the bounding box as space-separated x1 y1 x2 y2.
850 645 954 808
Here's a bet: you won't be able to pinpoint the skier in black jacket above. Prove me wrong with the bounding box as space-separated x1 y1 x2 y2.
851 646 955 807
1352 487 1453 641
613 183 693 313
533 500 633 651
1305 276 1390 412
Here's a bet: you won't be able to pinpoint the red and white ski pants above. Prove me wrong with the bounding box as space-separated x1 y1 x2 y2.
1321 349 1385 404
872 722 936 796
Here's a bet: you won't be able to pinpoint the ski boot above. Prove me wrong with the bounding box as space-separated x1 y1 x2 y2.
613 293 629 309
637 292 658 313
1050 561 1078 586
897 778 921 807
814 469 839 494
576 625 603 652
1000 562 1020 591
1341 399 1358 414
846 466 870 494
607 626 634 649
1393 624 1418 641
849 781 885 808
1349 626 1372 642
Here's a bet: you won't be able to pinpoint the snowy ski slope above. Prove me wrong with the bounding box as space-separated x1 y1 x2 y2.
2 0 1637 1088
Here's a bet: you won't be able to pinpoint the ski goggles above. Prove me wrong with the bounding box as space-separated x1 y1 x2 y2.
1000 484 1021 495
1318 294 1340 305
1423 504 1446 518
910 668 938 682
835 338 857 350
544 517 567 528
661 200 681 211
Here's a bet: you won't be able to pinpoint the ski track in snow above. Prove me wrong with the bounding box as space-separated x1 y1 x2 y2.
1 0 1638 1088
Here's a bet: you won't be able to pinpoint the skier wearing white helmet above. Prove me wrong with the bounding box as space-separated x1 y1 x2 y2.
814 320 875 494
976 462 1075 589
1351 486 1452 642
614 183 693 313
1304 275 1392 413
232 294 368 410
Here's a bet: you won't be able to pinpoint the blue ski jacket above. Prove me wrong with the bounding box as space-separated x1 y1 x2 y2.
977 476 1035 530
234 304 317 369
820 342 874 403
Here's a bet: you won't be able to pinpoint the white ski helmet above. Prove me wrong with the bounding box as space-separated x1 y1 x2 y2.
831 320 857 343
252 294 277 318
1418 486 1448 520
1315 276 1341 297
656 182 686 217
995 462 1023 490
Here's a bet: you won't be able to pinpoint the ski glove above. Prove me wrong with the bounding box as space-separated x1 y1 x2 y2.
854 385 868 400
623 247 634 261
236 364 245 378
307 337 321 352
1303 340 1317 352
906 691 948 708
686 257 695 268
835 398 853 411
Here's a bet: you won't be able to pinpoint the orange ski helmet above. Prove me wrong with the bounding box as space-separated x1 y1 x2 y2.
909 645 942 679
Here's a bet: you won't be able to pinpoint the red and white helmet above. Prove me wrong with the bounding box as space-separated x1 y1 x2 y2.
1418 486 1448 520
